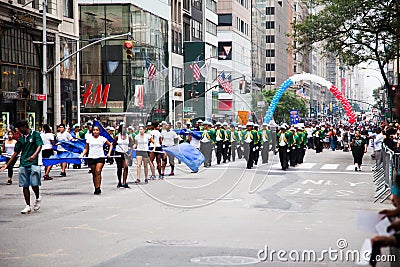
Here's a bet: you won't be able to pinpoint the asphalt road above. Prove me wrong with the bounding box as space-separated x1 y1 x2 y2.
0 148 393 266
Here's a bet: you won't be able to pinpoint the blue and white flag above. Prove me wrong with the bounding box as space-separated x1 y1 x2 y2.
163 143 205 172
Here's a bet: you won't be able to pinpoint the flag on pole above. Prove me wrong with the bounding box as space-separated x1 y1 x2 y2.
199 61 209 78
189 55 201 82
217 71 226 88
224 74 233 94
160 61 169 77
146 58 157 82
135 85 144 109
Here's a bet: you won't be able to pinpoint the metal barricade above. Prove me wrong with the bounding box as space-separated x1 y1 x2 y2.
373 144 394 203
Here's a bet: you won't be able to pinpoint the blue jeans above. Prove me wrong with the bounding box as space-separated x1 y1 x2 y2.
330 138 336 151
19 165 41 187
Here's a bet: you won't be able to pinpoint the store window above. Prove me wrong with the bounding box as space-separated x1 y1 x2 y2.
63 0 73 18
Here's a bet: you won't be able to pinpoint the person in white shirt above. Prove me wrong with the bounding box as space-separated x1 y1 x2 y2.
148 122 163 179
56 124 73 177
374 128 384 166
40 124 55 180
114 124 133 188
161 122 178 176
80 125 113 195
2 130 18 185
134 125 155 184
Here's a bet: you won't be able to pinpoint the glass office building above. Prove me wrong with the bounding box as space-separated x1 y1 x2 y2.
79 4 169 125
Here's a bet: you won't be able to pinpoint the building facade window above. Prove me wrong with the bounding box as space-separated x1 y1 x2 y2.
266 77 275 84
183 0 190 11
266 21 274 29
266 49 275 57
266 35 275 43
218 14 232 26
63 0 73 18
192 0 202 10
172 67 183 87
266 7 274 15
206 0 216 12
266 63 275 71
192 20 202 39
206 20 217 36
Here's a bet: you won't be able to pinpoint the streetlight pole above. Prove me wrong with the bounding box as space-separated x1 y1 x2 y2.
42 0 48 124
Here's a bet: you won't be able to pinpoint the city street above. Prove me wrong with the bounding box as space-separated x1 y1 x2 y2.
0 148 391 266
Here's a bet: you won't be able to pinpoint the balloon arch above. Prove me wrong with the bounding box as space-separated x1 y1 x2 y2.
263 73 357 124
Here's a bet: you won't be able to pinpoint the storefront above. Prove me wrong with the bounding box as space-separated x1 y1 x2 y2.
79 4 169 126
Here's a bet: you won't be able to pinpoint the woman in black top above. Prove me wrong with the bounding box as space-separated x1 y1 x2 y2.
350 130 367 171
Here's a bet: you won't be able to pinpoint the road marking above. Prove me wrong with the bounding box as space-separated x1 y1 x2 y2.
320 164 339 170
296 163 317 169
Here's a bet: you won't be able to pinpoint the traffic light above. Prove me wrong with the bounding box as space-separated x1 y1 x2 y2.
239 80 243 91
388 85 399 107
124 40 134 60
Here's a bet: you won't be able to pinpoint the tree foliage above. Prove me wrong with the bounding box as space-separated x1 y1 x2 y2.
262 89 309 123
292 0 400 89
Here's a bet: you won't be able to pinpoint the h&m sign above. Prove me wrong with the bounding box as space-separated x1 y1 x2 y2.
82 84 110 107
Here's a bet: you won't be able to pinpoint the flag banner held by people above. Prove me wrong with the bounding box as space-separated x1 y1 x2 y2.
42 151 82 167
163 143 205 172
58 139 86 154
173 129 202 140
93 120 114 143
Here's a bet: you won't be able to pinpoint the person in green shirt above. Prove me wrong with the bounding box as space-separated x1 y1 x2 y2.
277 125 292 170
213 122 225 164
242 122 258 169
199 121 214 167
1 120 43 214
229 124 240 162
222 122 231 163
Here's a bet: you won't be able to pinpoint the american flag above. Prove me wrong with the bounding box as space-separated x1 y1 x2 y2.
224 74 233 94
189 56 201 82
146 59 156 82
217 71 233 95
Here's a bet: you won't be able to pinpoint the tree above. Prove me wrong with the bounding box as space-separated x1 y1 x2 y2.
292 0 400 90
262 89 309 123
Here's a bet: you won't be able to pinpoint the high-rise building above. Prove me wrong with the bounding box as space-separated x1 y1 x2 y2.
0 0 79 134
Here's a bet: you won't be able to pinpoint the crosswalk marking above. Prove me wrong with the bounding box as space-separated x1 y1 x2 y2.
296 163 317 169
346 165 356 171
320 164 339 170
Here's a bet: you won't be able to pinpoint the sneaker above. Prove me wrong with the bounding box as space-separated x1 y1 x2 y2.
355 167 358 172
358 166 362 172
33 197 41 211
21 205 32 214
159 175 164 180
150 175 156 180
168 172 174 176
117 182 122 188
43 175 53 181
6 179 12 185
123 183 130 189
59 172 66 177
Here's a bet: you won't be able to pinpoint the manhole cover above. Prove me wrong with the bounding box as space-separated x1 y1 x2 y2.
146 240 198 245
190 256 260 265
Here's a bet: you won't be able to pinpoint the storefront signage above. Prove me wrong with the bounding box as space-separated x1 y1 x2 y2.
82 83 110 107
3 91 19 99
31 94 47 101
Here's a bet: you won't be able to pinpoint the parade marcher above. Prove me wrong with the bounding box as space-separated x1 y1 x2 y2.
114 124 133 188
2 130 18 185
277 125 291 170
214 122 225 164
41 124 55 180
222 122 231 163
289 126 298 167
243 122 258 169
1 121 43 213
260 123 271 164
148 122 163 179
56 124 73 177
253 124 261 165
350 130 368 172
80 125 113 194
237 125 245 159
299 127 307 163
229 124 239 162
313 126 324 153
305 124 314 149
200 122 214 168
161 122 178 176
133 125 155 184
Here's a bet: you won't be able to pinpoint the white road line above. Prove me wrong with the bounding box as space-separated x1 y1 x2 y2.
296 163 317 169
320 164 339 170
346 165 356 171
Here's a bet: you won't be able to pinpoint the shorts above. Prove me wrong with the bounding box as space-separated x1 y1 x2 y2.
149 147 163 152
42 149 54 158
136 151 149 158
87 158 106 166
114 151 128 164
19 165 41 187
